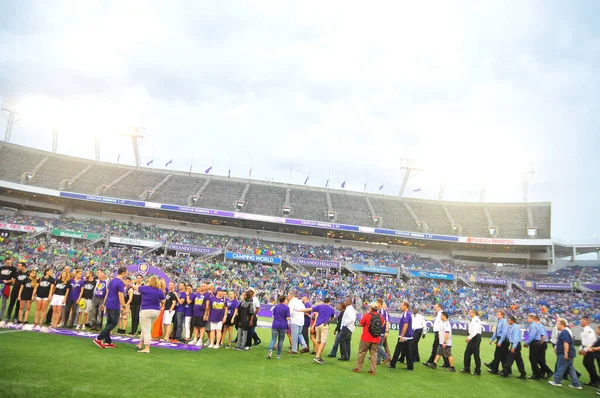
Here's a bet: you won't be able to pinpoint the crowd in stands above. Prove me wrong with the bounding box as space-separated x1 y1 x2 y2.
229 237 282 256
171 232 230 248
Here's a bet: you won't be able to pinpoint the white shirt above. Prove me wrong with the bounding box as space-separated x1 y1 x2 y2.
468 316 483 340
580 325 596 351
252 296 260 311
433 311 443 332
440 320 452 347
341 305 357 332
288 297 305 326
412 313 427 332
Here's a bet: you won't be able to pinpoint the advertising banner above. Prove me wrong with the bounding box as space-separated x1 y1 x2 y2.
467 274 508 285
536 283 572 291
225 252 281 265
408 270 454 280
109 236 163 248
582 284 600 291
291 257 339 268
51 228 101 240
348 264 398 275
0 222 44 233
167 243 220 255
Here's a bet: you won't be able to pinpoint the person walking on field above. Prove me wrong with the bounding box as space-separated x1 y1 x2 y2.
353 302 385 375
461 309 482 375
93 267 128 349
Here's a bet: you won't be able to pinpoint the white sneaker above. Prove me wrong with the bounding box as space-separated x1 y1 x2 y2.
213 345 220 349
568 385 582 390
548 381 562 387
190 339 197 345
195 340 203 347
207 344 214 348
244 347 250 350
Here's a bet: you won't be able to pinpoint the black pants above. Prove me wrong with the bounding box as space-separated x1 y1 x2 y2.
391 338 414 369
339 327 352 360
583 353 600 384
97 309 120 344
129 305 140 334
45 305 53 324
65 299 78 327
302 325 310 351
490 340 510 372
503 343 525 376
529 341 542 378
6 288 19 320
411 329 423 362
464 334 482 372
539 342 554 376
174 312 184 340
246 326 259 347
427 332 449 366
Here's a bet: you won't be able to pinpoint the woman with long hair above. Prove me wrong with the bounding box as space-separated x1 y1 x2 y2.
221 291 239 349
51 270 71 328
118 277 133 334
34 269 55 328
77 271 96 330
134 275 165 354
65 269 84 329
17 270 38 323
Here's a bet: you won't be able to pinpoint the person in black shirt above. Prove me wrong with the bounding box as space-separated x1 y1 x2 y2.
51 270 71 328
328 302 346 358
161 282 177 342
7 261 28 323
118 277 133 334
17 270 38 323
34 269 55 327
0 257 16 320
129 275 143 336
77 271 96 330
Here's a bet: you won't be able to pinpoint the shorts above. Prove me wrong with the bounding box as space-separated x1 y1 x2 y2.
36 297 49 301
210 321 223 330
192 316 206 328
224 316 234 327
315 324 329 344
51 294 65 307
205 322 212 332
436 345 452 358
163 310 175 325
21 294 33 301
83 299 93 314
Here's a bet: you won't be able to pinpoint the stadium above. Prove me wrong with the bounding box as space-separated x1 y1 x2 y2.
2 2 600 397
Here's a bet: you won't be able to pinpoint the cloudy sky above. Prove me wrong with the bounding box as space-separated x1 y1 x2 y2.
1 0 599 243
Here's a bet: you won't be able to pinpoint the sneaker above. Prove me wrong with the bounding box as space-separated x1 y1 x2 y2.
213 345 220 349
225 345 231 349
446 367 456 373
267 350 272 359
301 347 310 354
568 385 583 390
93 339 105 349
244 347 250 351
104 343 117 349
276 355 281 359
428 363 437 369
314 357 324 365
548 381 562 387
190 339 197 345
195 340 203 347
207 344 214 348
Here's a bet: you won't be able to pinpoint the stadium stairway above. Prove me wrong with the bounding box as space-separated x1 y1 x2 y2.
457 275 473 287
87 236 105 247
283 256 306 273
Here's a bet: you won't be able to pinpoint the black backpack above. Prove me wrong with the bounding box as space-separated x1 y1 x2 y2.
368 313 383 336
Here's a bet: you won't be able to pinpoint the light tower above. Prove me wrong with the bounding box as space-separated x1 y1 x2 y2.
94 136 100 161
119 126 145 168
52 129 59 153
398 158 421 198
522 162 535 202
438 179 446 200
2 101 20 142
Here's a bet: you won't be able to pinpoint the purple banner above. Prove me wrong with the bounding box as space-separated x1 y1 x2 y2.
168 243 220 255
160 204 236 218
116 263 171 286
536 282 572 290
582 284 600 291
0 322 202 351
291 257 340 268
470 276 508 285
284 218 360 231
515 280 536 289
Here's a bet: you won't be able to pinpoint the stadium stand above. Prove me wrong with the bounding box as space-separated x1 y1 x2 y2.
445 204 489 237
369 197 417 232
288 188 328 221
244 184 287 216
0 145 46 183
328 192 373 226
108 170 166 200
31 156 88 190
149 174 209 205
197 179 246 211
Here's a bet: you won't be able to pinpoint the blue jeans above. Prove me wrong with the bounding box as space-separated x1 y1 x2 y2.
329 332 341 356
554 355 581 387
377 336 390 363
269 329 286 355
174 312 185 340
97 309 120 344
291 324 307 353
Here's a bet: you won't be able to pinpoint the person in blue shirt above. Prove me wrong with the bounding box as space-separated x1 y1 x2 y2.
523 314 544 379
485 310 509 374
501 316 526 379
549 318 582 389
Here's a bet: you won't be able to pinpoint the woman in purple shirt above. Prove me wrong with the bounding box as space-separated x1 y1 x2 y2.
268 295 291 359
221 291 239 349
207 288 228 349
134 276 165 354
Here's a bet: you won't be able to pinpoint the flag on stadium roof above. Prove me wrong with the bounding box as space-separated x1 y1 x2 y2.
165 160 172 167
117 154 120 163
325 179 329 188
379 184 384 191
413 188 421 192
204 166 212 174
341 181 346 188
364 183 367 191
304 176 309 185
146 159 153 166
228 169 231 178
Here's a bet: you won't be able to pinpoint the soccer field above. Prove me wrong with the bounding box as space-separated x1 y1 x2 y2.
0 321 596 398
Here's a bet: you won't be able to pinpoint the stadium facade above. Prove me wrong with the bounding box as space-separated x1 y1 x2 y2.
0 142 598 271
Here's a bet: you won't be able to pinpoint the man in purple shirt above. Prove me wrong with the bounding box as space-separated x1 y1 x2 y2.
94 267 127 349
388 301 414 370
299 297 335 365
173 283 186 342
207 288 228 349
301 295 312 352
192 284 211 347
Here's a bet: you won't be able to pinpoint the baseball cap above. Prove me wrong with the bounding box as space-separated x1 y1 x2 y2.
370 302 379 310
216 287 222 292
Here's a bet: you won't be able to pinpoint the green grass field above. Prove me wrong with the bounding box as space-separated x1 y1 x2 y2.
0 317 597 398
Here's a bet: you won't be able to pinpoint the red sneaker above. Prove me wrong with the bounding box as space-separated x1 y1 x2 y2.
104 343 117 349
93 339 105 349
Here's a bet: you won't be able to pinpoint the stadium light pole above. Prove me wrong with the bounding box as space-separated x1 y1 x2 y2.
52 129 59 153
479 183 485 202
522 163 535 203
2 101 20 142
438 179 446 200
119 126 145 168
398 158 421 199
94 136 100 161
